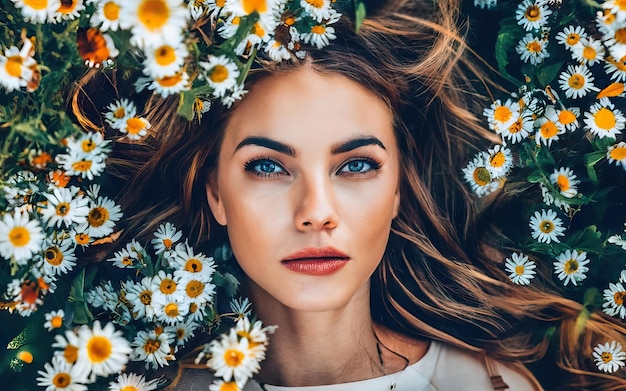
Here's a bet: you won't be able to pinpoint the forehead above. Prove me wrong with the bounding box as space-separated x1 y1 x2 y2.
221 67 396 149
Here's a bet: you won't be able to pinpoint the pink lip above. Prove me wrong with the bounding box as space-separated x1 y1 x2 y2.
281 247 350 276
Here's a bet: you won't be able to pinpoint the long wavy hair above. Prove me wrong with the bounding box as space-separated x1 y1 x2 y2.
74 0 626 389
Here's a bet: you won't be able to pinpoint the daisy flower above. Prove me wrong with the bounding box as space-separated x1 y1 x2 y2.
104 98 136 129
41 237 77 277
504 252 536 285
207 328 262 386
555 25 587 49
235 317 275 347
117 115 151 140
209 380 240 391
607 141 626 169
180 277 215 307
143 41 188 78
556 106 580 131
200 55 240 98
516 34 549 65
152 294 189 325
603 282 626 319
609 233 626 250
109 372 159 391
5 278 45 316
535 107 565 147
0 39 37 93
485 144 513 178
515 0 552 31
604 23 626 61
70 226 92 248
131 329 172 369
120 0 189 49
66 132 112 157
604 0 626 19
605 55 626 83
593 341 626 373
500 109 534 144
10 0 61 24
265 39 291 61
85 196 122 238
108 247 137 268
135 71 190 98
90 0 123 31
462 153 500 197
553 249 589 286
221 0 280 35
85 281 118 312
301 24 336 49
74 321 132 379
0 210 44 263
52 329 82 365
172 242 216 282
41 187 90 228
52 0 85 22
36 356 87 391
558 64 598 99
151 270 183 302
124 277 156 320
529 209 565 244
571 37 605 66
584 98 625 139
44 309 65 331
165 318 200 351
300 0 333 22
549 167 580 199
151 222 182 257
56 151 106 180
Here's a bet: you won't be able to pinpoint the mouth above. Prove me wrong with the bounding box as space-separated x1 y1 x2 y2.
281 247 350 275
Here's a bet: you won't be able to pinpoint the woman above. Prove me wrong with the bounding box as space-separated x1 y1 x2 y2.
81 0 626 389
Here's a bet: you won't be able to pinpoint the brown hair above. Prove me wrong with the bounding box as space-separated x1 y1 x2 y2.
75 0 626 389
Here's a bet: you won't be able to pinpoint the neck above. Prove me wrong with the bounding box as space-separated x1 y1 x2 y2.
250 281 384 387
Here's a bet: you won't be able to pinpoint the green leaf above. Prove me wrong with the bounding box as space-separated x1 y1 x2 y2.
527 169 545 184
354 1 366 33
535 62 564 87
566 225 603 255
68 269 93 325
177 90 196 121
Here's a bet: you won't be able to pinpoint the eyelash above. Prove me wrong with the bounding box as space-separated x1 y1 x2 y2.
243 157 383 178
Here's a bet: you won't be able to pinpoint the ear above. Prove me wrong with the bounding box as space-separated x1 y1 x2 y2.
206 180 227 226
392 187 400 219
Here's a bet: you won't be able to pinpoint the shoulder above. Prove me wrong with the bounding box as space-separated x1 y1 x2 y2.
429 342 540 391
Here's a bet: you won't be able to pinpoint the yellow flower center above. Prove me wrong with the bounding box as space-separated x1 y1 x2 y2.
251 22 265 38
556 174 570 192
17 351 33 363
508 118 523 134
540 220 554 233
185 258 203 273
87 336 112 363
23 0 48 11
472 167 491 187
55 202 70 217
72 160 93 172
189 302 198 313
594 107 617 130
160 278 177 294
540 121 559 138
610 146 626 161
121 257 132 266
568 74 585 89
564 259 579 274
155 45 177 66
5 55 23 78
162 238 173 249
614 291 626 306
216 0 225 6
566 34 580 46
185 280 204 298
144 339 160 354
515 265 525 276
311 25 326 34
219 382 239 391
602 351 614 363
209 65 229 83
306 0 324 7
527 41 541 53
583 46 597 60
156 73 183 87
81 139 96 152
114 106 125 119
51 315 63 329
74 232 90 245
558 110 576 125
104 1 120 20
164 302 179 317
489 151 506 168
138 0 170 30
87 206 109 227
52 373 72 388
616 28 626 44
64 345 79 364
224 349 244 367
45 246 64 266
126 117 147 135
58 0 79 13
525 5 540 21
120 386 140 391
493 106 513 123
140 290 152 305
9 226 30 247
243 0 267 14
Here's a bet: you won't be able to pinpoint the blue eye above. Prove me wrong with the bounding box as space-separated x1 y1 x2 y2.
338 159 381 174
244 158 286 178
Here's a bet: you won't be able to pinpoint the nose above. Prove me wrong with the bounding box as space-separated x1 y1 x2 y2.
294 175 339 231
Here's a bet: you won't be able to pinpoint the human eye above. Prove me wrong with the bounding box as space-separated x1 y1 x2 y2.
337 158 382 176
244 157 288 178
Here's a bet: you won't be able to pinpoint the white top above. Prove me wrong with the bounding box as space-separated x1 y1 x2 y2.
173 341 537 391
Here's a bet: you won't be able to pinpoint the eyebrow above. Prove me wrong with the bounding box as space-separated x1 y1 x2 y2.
234 135 386 156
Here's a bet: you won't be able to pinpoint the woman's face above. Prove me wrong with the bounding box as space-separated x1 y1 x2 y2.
207 66 400 312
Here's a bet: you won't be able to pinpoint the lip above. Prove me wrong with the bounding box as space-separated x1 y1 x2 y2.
281 247 350 276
